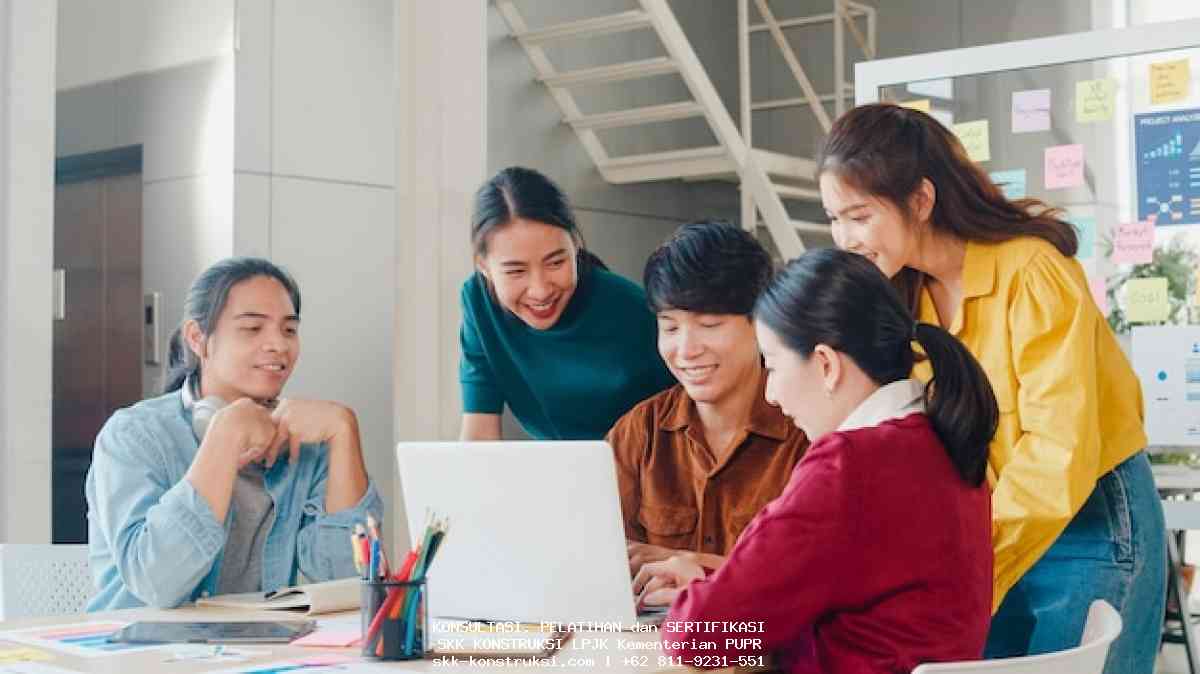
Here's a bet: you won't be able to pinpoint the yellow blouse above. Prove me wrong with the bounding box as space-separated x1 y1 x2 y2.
914 236 1146 612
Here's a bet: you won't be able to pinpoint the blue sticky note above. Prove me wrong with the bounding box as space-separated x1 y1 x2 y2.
1070 215 1096 259
990 169 1027 200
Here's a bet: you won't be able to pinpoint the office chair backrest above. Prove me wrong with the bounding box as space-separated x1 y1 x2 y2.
0 544 93 620
911 600 1122 674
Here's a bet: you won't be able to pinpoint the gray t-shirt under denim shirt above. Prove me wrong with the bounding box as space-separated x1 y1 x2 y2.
85 389 384 611
216 463 277 595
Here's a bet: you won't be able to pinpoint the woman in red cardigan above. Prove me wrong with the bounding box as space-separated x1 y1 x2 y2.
633 249 998 674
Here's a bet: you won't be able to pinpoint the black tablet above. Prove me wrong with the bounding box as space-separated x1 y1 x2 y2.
109 620 316 644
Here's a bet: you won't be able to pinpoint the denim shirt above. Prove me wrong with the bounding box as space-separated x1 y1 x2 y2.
85 390 384 611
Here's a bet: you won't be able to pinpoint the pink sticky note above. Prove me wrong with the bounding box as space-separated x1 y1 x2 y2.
1112 220 1155 264
293 630 363 648
1089 278 1108 314
1044 144 1084 189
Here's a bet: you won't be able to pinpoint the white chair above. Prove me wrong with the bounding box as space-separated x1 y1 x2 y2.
912 600 1123 674
0 544 93 620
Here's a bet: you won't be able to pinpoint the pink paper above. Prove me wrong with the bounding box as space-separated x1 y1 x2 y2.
1044 144 1084 189
1112 220 1155 265
292 630 363 648
1012 89 1051 133
1089 278 1108 314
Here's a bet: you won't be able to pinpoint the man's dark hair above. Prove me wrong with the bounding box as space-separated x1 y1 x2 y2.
644 220 773 316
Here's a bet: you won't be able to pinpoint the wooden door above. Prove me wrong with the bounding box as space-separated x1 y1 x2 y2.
52 172 142 543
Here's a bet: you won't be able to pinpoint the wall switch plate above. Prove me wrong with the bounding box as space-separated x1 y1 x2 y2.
143 292 161 365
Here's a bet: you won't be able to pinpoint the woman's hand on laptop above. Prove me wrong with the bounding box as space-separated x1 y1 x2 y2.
627 541 676 575
629 542 727 576
632 555 705 608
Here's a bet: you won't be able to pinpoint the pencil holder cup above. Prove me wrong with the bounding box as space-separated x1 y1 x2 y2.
361 578 428 660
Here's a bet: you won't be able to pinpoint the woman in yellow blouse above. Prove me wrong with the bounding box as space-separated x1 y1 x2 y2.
816 103 1165 674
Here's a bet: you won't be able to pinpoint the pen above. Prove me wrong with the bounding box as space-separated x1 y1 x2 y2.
370 538 381 580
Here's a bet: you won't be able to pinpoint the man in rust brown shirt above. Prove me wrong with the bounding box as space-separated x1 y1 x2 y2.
608 221 808 574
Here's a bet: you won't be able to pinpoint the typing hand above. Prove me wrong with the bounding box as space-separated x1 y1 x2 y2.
632 555 705 609
627 541 677 576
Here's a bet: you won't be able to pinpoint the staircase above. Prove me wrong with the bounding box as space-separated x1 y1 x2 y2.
496 0 876 260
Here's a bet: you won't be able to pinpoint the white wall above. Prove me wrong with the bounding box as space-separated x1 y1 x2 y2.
56 0 233 90
56 54 236 394
233 0 399 543
392 0 485 549
1 0 57 542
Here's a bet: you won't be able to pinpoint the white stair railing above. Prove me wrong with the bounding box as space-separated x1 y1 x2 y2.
497 1 875 259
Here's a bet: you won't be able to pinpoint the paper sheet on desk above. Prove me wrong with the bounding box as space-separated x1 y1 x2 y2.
293 613 363 648
0 622 164 658
0 648 51 665
206 654 402 673
0 665 79 674
164 645 271 664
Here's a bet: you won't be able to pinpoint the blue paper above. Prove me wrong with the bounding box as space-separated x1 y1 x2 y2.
990 169 1027 200
1069 215 1097 260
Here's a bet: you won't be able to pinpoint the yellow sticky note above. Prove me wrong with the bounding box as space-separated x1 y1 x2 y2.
1193 269 1200 306
952 119 990 163
899 99 931 113
1076 78 1116 123
1151 59 1190 105
1124 277 1170 323
0 647 53 664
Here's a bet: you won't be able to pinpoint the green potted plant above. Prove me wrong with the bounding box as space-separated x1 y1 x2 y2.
1101 235 1199 335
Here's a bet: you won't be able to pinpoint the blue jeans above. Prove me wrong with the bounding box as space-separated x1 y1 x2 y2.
984 451 1166 674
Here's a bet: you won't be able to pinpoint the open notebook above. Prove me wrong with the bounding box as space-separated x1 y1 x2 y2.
196 577 360 616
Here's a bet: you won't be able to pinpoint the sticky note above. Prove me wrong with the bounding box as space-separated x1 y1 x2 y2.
1044 144 1084 190
989 169 1027 200
1112 219 1155 264
1194 269 1200 305
953 120 990 163
899 99 931 113
1069 215 1096 259
1124 277 1170 323
1012 89 1051 133
1090 278 1108 314
1076 78 1116 123
1150 59 1190 105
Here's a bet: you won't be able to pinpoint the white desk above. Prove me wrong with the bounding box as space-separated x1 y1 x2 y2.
0 606 695 674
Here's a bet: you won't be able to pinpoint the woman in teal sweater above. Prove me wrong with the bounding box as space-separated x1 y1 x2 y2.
459 167 675 440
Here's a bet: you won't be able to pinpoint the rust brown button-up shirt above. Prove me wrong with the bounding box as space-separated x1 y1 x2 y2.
606 372 808 555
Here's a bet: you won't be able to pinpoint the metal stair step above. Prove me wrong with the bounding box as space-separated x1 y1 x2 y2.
792 219 833 235
566 102 705 131
539 57 678 87
751 149 817 181
513 10 652 44
772 182 821 201
599 146 731 183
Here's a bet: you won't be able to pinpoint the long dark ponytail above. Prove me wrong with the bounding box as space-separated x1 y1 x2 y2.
163 257 301 394
753 248 998 486
471 166 607 273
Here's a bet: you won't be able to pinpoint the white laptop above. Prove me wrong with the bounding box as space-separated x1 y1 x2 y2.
396 441 638 626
